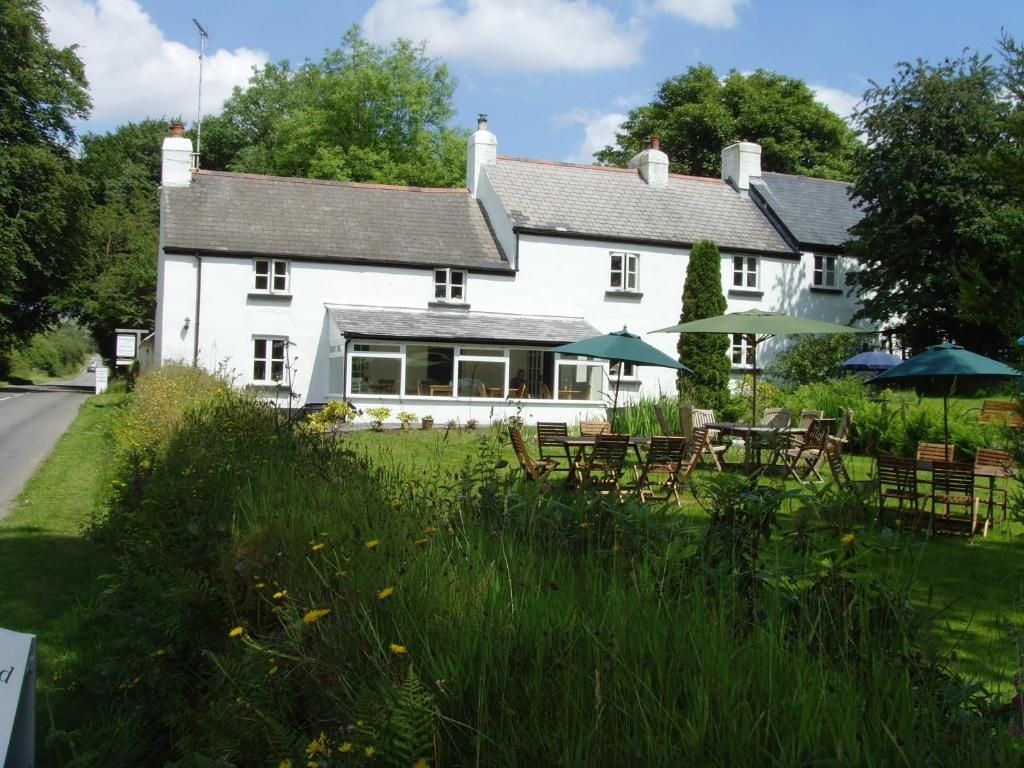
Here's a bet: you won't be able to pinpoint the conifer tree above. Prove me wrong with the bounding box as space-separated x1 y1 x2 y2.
677 240 730 409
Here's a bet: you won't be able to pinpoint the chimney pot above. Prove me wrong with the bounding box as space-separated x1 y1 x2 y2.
477 113 488 131
467 113 497 197
649 135 661 151
169 121 185 138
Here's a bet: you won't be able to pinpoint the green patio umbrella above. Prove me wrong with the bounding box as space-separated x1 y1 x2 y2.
550 327 690 429
869 341 1022 447
652 309 864 423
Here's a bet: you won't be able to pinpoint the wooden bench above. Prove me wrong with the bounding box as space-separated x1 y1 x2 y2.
978 400 1022 427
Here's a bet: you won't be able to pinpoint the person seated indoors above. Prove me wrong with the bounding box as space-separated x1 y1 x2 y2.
509 368 528 395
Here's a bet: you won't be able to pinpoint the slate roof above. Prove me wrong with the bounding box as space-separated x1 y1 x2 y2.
327 305 600 345
161 170 511 272
750 173 863 250
483 157 795 255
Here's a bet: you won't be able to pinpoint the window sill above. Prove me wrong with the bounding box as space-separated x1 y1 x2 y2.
809 286 843 295
605 290 643 300
250 381 289 388
248 291 293 302
428 301 470 310
728 288 763 299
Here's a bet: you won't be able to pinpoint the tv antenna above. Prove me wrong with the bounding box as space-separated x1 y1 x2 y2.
192 18 208 165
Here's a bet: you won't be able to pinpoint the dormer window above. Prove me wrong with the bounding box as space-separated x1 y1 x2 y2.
434 268 466 302
254 258 289 293
610 252 638 292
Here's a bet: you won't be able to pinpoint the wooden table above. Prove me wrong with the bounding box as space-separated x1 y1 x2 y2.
913 459 1014 523
550 435 651 487
705 422 806 467
486 386 504 397
428 384 452 396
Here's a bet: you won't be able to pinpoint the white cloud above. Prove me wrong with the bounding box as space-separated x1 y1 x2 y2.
557 109 627 163
362 0 643 72
42 0 268 129
652 0 747 28
810 84 862 121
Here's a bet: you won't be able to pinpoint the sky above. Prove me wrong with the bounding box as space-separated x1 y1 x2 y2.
41 0 1024 164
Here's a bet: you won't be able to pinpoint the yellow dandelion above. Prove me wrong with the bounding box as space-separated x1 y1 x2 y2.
389 643 407 655
255 582 266 589
303 608 331 624
578 522 589 529
365 539 380 549
414 538 428 546
305 732 328 757
377 586 395 599
279 760 293 768
273 590 288 599
422 526 437 535
841 532 855 546
365 746 376 757
412 760 430 768
339 742 353 753
229 626 244 638
311 542 325 552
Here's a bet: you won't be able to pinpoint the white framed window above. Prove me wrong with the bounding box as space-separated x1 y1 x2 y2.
609 361 637 378
554 354 606 402
455 346 509 398
347 342 403 396
813 254 838 287
254 258 289 293
732 255 758 289
730 333 753 368
610 251 639 291
253 336 288 382
434 268 466 301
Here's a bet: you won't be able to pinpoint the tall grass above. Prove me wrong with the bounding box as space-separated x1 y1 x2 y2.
47 369 1022 766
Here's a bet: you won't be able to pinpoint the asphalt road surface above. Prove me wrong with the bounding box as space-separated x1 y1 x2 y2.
0 368 94 519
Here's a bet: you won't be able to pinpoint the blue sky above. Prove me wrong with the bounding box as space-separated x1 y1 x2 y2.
43 0 1024 164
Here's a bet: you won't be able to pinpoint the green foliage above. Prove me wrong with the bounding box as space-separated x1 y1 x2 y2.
303 400 356 433
366 406 392 430
848 49 1021 355
676 240 730 410
6 322 92 378
0 0 92 349
723 374 786 422
202 26 466 187
596 65 859 179
767 335 865 386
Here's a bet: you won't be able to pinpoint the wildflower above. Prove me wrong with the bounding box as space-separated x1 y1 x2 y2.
278 760 293 768
339 742 353 753
389 643 407 654
841 532 855 546
377 586 395 599
365 746 376 757
153 648 166 657
255 582 266 589
273 590 288 599
422 526 437 535
268 665 278 676
365 539 380 549
578 522 589 529
229 626 244 638
311 542 325 552
305 731 329 757
303 608 331 624
412 760 430 768
414 538 428 546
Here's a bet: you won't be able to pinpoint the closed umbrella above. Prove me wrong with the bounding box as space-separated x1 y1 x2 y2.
550 327 690 430
869 342 1022 447
839 350 903 372
652 309 864 423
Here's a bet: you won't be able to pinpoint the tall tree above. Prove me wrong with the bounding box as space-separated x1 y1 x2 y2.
201 26 466 187
596 66 860 180
677 240 730 410
847 51 1012 355
0 0 91 350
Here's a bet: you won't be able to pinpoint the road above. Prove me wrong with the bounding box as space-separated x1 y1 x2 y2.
0 368 94 519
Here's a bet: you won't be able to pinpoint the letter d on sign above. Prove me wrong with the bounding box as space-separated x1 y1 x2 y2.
0 666 13 684
0 627 35 768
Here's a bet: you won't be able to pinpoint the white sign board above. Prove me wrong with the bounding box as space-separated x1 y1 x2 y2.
115 334 136 359
94 366 109 395
0 627 35 768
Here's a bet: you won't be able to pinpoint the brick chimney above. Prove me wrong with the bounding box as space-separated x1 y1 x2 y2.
720 141 762 193
466 113 497 198
161 121 193 187
628 134 669 188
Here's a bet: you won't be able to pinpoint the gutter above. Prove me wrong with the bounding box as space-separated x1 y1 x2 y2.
193 252 202 366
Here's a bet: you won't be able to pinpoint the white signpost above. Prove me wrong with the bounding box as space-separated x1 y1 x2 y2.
94 366 109 395
0 627 35 768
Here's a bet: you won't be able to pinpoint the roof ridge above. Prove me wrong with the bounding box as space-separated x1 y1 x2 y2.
193 169 468 194
495 155 724 185
759 171 853 186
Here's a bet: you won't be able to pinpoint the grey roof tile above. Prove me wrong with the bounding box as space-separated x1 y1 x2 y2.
161 171 511 272
484 157 794 254
328 305 599 345
750 173 863 249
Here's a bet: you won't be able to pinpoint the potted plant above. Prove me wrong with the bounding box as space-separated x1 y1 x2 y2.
421 414 434 430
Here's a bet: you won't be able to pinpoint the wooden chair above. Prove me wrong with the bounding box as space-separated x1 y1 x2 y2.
754 407 792 464
979 400 1023 427
930 461 984 536
510 382 528 399
691 409 727 472
541 383 553 399
779 418 835 482
416 379 429 395
877 456 927 530
508 426 558 484
536 422 569 470
574 433 630 495
917 443 956 463
579 420 611 437
631 435 688 504
762 408 791 428
798 409 824 431
974 447 1015 525
654 403 674 436
825 442 852 490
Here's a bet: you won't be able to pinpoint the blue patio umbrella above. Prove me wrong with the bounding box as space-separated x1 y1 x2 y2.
839 350 903 372
1018 336 1024 346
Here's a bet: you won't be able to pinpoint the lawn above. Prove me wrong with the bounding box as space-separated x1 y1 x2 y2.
0 394 121 699
342 423 1024 691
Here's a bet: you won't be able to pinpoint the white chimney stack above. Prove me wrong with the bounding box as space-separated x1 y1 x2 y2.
721 141 762 192
161 121 194 187
628 135 669 189
466 113 497 197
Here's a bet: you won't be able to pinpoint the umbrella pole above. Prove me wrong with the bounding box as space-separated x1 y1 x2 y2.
750 334 758 425
611 364 622 432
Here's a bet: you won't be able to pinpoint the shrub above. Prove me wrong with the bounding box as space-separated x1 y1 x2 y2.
397 410 417 429
767 334 864 386
366 406 391 431
676 240 730 410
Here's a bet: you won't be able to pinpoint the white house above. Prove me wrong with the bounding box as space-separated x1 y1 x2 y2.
153 118 866 424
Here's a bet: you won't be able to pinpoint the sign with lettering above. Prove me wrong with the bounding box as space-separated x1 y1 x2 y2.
0 627 35 768
115 333 136 359
95 366 109 395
